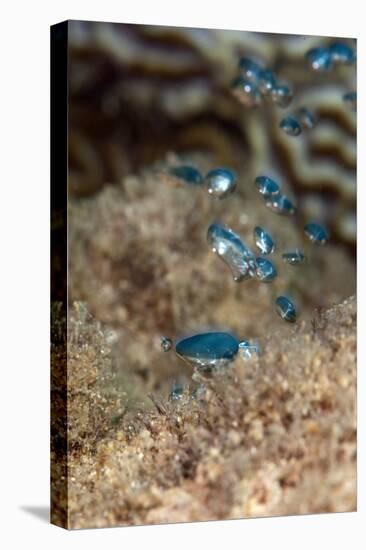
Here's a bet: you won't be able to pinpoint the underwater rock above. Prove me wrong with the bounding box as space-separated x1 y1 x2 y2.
67 297 356 528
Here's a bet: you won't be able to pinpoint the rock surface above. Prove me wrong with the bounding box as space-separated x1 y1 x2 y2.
61 296 356 528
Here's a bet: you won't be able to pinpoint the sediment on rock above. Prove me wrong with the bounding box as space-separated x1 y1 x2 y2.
66 296 356 529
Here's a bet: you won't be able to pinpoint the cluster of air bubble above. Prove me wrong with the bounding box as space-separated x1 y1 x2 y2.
162 331 261 385
163 165 237 200
231 56 293 109
306 41 356 112
280 106 316 137
207 222 277 283
159 38 355 389
306 42 356 72
161 169 330 381
208 175 329 318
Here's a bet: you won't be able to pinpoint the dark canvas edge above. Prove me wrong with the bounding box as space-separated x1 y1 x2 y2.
50 20 69 530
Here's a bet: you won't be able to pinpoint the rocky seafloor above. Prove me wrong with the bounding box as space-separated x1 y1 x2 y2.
53 161 356 529
53 294 356 528
51 22 357 529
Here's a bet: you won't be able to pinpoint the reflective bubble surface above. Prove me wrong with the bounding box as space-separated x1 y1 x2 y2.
304 222 330 245
175 332 239 373
169 384 185 401
161 336 173 352
205 167 237 199
238 340 260 360
306 47 333 72
238 57 262 83
282 249 306 265
255 176 280 198
254 257 278 283
329 42 356 64
258 68 276 95
207 222 255 281
169 165 204 185
254 226 275 255
280 116 302 136
266 194 296 215
270 84 293 108
231 76 261 108
275 295 297 323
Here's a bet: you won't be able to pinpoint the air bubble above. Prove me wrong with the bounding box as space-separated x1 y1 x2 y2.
169 384 185 401
282 249 306 265
270 84 293 108
168 165 204 185
275 296 297 323
306 47 332 72
329 42 356 64
207 222 255 282
175 332 239 374
254 226 275 255
231 76 261 108
258 68 276 96
280 116 302 136
254 257 278 283
205 168 237 199
238 340 260 360
161 336 173 352
304 222 329 245
238 57 262 83
266 194 296 216
255 176 280 198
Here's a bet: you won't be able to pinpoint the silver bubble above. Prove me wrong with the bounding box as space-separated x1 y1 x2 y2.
254 257 278 283
271 84 293 108
254 226 275 255
282 249 306 265
205 168 237 199
207 222 255 282
161 336 173 352
266 194 296 216
238 340 260 360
